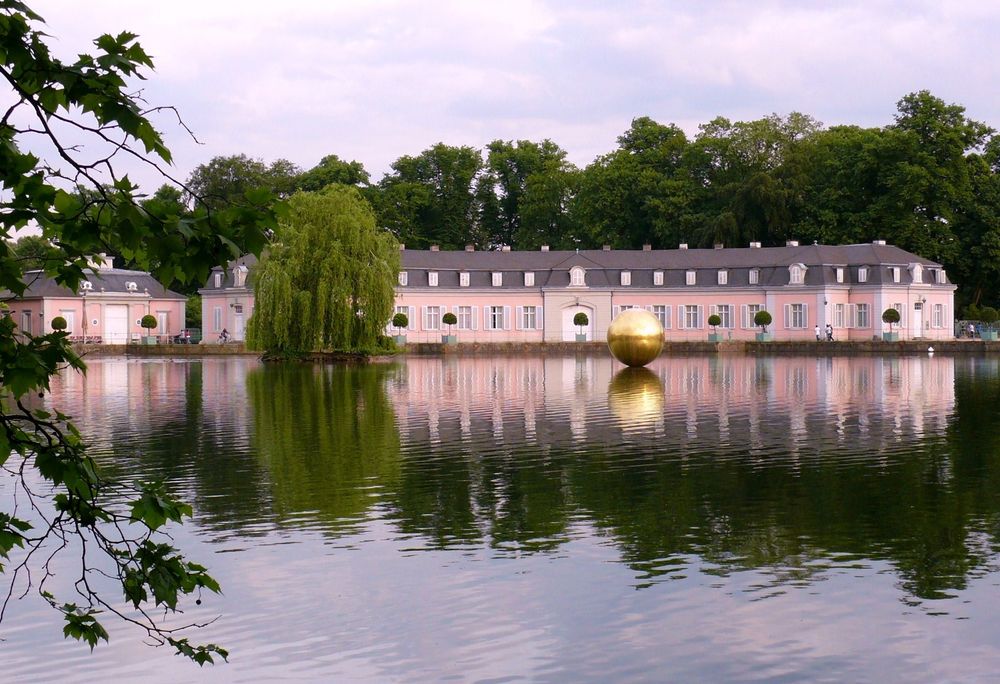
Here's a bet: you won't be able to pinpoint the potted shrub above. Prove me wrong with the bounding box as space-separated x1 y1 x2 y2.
981 306 999 341
51 315 67 332
573 312 589 342
441 311 458 345
707 313 723 342
881 307 900 342
391 312 408 345
140 314 158 344
753 310 773 342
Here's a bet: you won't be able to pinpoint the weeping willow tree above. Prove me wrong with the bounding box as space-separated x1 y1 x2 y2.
247 185 399 353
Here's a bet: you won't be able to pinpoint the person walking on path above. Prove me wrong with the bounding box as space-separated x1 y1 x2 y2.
815 325 821 341
826 324 834 341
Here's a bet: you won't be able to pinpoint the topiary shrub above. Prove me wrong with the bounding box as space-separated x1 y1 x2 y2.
753 310 772 332
391 312 408 332
442 311 457 333
881 307 900 331
573 312 589 336
140 314 157 331
708 313 721 331
51 316 67 331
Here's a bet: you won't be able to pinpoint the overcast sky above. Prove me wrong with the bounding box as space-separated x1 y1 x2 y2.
29 0 1000 189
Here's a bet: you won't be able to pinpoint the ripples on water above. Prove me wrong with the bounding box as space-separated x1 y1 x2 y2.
4 354 1000 682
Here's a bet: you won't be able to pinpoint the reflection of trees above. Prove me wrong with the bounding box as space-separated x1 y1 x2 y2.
248 363 401 530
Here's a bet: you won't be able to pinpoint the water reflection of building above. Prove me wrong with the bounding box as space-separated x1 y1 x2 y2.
387 355 956 454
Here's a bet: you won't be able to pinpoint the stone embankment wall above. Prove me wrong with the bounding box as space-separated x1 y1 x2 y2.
71 339 1000 359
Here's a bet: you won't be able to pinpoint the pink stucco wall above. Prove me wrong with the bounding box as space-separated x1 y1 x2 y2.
12 297 184 343
391 293 545 343
201 292 256 343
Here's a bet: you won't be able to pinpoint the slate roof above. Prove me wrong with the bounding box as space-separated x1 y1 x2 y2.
18 268 185 299
201 254 258 291
398 243 951 289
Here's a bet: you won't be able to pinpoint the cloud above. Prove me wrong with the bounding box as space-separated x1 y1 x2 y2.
26 0 1000 190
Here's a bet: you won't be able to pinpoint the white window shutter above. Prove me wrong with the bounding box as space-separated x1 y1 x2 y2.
803 304 808 328
472 306 479 330
421 306 427 330
484 307 492 330
536 306 544 330
515 306 523 330
504 306 512 330
408 306 415 331
943 305 948 328
645 305 653 312
665 305 671 329
710 304 718 317
612 305 620 318
678 307 686 330
740 305 748 329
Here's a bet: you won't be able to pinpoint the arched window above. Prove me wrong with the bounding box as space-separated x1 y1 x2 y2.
788 263 806 285
570 267 586 287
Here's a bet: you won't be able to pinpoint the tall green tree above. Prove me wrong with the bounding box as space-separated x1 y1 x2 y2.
186 154 301 209
0 1 278 663
6 234 54 270
247 186 399 353
374 143 482 249
295 154 370 191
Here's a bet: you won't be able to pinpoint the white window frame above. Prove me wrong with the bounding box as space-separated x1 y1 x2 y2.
522 306 536 330
398 271 408 286
457 305 473 330
653 271 664 286
717 270 728 286
742 304 762 329
836 267 844 284
213 306 222 332
653 304 670 329
488 305 506 330
524 272 535 287
749 269 759 285
460 272 470 287
570 267 586 287
423 305 441 330
856 303 870 328
858 267 868 283
835 303 844 328
937 269 947 284
20 310 31 334
789 264 805 285
428 271 438 287
891 266 900 283
492 272 503 287
784 303 807 329
620 271 631 287
214 272 222 288
714 304 733 329
684 304 701 329
911 264 922 284
685 271 696 286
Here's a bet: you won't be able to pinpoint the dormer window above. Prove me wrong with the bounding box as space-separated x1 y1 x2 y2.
788 264 806 285
214 272 222 288
80 281 93 291
234 265 248 288
570 267 585 287
653 270 664 286
836 267 844 284
620 271 631 286
749 269 759 285
492 272 502 287
891 266 900 283
717 270 728 285
125 281 138 292
524 272 535 287
910 263 923 284
685 270 696 286
398 271 408 286
428 271 438 287
460 272 470 287
937 269 947 284
858 266 868 283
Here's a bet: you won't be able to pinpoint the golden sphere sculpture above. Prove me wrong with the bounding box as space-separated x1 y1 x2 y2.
607 308 664 367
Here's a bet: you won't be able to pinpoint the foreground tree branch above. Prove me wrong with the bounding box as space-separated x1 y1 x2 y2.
0 0 279 663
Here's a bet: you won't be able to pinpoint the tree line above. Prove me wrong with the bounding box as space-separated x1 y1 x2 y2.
12 90 995 312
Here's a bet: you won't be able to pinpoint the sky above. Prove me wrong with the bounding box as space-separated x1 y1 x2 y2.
26 0 1000 190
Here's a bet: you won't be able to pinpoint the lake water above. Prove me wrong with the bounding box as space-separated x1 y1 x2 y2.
4 353 1000 682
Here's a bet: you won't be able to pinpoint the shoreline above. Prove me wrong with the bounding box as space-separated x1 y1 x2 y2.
72 339 998 359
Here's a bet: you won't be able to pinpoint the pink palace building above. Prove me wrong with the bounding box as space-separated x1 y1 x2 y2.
11 256 186 343
391 240 956 343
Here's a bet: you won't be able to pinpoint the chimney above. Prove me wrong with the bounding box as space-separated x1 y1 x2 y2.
540 245 549 252
749 241 761 248
602 245 612 251
430 245 439 252
399 243 405 250
679 243 688 250
465 244 475 252
90 253 113 270
642 244 652 251
714 243 724 250
501 245 511 252
872 239 886 246
785 240 799 247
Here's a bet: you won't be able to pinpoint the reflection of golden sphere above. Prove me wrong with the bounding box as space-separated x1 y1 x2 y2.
607 367 664 426
607 309 664 367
